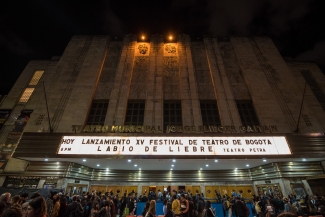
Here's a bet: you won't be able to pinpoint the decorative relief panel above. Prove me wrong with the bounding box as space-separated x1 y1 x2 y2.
219 42 251 100
129 57 149 99
164 43 178 56
135 43 150 56
163 57 179 77
163 55 180 99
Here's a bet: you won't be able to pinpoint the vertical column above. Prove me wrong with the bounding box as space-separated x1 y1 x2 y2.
180 35 202 127
105 35 137 126
178 34 194 126
144 35 164 129
204 38 238 126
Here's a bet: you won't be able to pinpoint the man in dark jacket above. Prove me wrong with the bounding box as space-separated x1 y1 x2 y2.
235 197 246 217
66 195 83 217
128 193 137 215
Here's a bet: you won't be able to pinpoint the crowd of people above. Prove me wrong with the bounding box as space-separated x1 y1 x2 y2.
0 189 323 217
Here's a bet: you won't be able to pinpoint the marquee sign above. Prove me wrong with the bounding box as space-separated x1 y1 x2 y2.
58 136 291 156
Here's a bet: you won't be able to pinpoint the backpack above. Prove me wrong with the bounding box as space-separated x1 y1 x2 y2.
255 202 261 213
223 201 229 211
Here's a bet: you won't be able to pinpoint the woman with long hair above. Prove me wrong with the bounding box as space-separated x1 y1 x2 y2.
57 196 67 217
27 197 47 217
205 201 215 217
145 200 156 217
142 201 150 217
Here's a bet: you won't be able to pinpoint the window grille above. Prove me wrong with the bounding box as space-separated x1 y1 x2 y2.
86 100 109 125
236 100 260 125
200 101 221 126
125 101 145 125
163 101 182 129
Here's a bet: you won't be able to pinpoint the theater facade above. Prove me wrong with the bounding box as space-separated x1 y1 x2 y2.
0 35 324 198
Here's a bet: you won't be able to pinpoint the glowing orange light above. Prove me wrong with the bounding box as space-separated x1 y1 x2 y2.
141 36 145 40
169 36 173 40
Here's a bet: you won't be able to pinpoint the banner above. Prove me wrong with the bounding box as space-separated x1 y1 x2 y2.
58 135 291 156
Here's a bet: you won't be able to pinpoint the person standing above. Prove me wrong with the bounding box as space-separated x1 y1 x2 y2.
46 191 58 217
197 195 204 217
205 201 216 217
128 193 137 216
180 194 189 217
234 197 246 217
172 195 180 216
165 203 174 217
145 200 156 217
163 199 168 215
27 196 48 217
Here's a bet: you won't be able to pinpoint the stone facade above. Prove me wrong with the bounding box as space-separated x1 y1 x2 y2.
0 35 325 193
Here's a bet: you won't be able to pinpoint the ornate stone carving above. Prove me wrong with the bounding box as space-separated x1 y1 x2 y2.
165 44 176 54
163 57 179 76
134 57 149 70
138 44 149 55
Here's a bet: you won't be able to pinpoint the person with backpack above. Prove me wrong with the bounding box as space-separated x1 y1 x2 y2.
234 197 246 217
66 195 84 217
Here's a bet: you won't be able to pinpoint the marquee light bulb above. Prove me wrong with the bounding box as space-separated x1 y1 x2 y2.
169 36 173 40
141 36 145 40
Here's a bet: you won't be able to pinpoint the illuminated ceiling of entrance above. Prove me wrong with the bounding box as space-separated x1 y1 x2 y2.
20 157 324 171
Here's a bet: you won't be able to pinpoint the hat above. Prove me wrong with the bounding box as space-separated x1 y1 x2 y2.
22 202 29 210
50 191 58 198
283 197 288 201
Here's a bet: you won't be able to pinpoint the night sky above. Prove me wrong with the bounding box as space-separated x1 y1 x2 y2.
1 0 325 95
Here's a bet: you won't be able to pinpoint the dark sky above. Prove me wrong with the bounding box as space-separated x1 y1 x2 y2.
1 0 325 95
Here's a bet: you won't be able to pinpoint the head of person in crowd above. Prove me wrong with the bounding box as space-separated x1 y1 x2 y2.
205 200 211 208
0 192 11 203
20 193 29 203
71 195 78 202
180 194 186 201
163 199 167 205
0 202 6 216
318 205 325 216
50 191 59 201
27 197 47 217
11 195 21 206
60 195 67 205
2 207 22 217
173 195 177 200
277 212 298 217
22 201 29 217
148 200 156 215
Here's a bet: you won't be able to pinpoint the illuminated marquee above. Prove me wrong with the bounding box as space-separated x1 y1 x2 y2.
58 136 291 156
